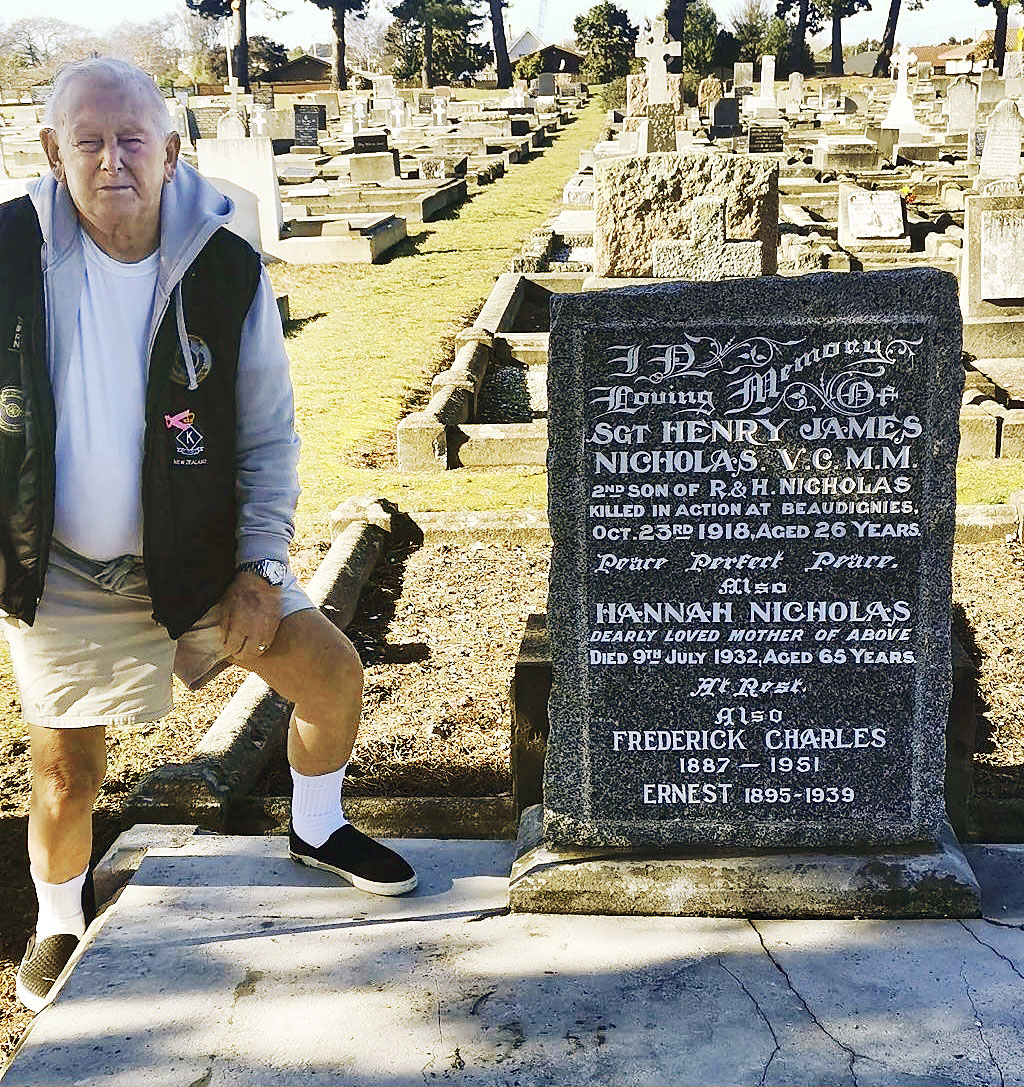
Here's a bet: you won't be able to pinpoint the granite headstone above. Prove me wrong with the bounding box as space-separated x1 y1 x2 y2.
542 269 964 853
293 104 323 147
748 124 784 153
353 129 390 153
711 96 740 140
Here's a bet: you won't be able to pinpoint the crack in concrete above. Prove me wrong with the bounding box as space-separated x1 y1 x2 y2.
959 963 1005 1087
749 920 861 1086
980 917 1024 934
717 959 781 1086
468 906 511 922
960 920 1024 983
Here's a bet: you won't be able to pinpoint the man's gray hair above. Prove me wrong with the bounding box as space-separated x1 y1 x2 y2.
43 58 174 138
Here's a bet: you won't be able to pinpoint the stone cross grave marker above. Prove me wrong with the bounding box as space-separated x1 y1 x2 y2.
884 45 920 134
431 97 449 126
979 99 1024 180
636 16 681 107
509 269 979 918
249 104 269 137
217 76 247 138
353 99 368 131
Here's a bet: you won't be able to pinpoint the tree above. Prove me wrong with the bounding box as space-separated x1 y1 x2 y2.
871 0 926 76
824 0 869 74
345 13 391 71
976 0 1014 72
108 17 181 82
211 34 288 80
573 2 640 84
665 0 687 72
185 0 249 88
734 0 788 61
514 50 544 80
487 0 513 87
775 0 824 74
676 0 721 73
305 1 369 90
389 0 485 88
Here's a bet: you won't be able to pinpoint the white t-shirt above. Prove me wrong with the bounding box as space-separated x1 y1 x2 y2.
53 230 159 561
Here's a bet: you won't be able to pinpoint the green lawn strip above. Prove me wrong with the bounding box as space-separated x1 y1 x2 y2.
269 100 607 542
956 459 1024 505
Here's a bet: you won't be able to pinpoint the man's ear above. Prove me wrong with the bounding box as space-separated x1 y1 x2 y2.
40 128 63 180
163 131 181 182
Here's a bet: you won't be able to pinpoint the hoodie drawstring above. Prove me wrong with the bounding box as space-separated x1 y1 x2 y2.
174 282 199 392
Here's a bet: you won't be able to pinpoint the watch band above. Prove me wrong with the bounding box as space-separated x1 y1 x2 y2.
237 559 288 586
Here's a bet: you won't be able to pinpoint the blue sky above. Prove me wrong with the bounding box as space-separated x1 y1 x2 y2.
0 0 1009 54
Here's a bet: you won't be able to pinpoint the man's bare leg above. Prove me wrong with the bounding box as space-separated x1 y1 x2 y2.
241 607 416 895
27 724 107 884
239 607 362 775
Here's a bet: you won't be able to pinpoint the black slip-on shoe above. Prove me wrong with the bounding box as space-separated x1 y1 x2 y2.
16 932 81 1013
289 823 418 896
16 868 97 1013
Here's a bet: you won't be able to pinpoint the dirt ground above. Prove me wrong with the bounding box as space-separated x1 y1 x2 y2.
1 536 1023 1055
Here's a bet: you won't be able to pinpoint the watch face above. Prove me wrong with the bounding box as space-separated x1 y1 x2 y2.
263 560 287 586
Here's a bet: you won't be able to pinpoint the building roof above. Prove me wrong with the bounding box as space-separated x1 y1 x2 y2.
259 54 331 83
508 29 545 62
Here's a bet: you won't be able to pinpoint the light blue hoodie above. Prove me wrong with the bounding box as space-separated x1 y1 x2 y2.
28 159 301 567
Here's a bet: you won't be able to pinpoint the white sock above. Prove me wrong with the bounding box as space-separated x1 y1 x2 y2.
291 765 348 848
32 866 88 942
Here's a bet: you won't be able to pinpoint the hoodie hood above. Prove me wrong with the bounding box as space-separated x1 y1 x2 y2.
28 160 235 297
29 160 239 402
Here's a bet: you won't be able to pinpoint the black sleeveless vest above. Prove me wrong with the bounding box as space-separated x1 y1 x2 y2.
0 195 262 638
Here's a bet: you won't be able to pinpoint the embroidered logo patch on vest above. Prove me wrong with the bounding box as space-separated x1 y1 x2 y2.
164 408 207 466
171 335 213 387
0 387 25 434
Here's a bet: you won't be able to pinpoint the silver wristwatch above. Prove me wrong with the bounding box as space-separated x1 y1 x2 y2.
237 559 288 586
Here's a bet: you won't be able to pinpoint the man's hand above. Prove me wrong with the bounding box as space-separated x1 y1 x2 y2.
219 571 284 659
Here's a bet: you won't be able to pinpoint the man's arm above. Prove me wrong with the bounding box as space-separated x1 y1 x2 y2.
219 268 301 657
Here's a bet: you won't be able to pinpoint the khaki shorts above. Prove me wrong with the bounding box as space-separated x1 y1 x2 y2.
2 543 313 729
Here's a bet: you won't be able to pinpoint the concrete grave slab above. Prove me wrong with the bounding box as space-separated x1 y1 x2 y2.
7 835 1024 1086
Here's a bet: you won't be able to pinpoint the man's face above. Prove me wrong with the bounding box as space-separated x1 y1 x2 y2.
42 76 179 245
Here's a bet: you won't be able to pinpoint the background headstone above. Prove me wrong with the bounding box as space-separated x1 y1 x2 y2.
979 99 1024 180
711 97 740 140
293 104 322 147
748 124 784 153
945 75 978 135
733 62 754 91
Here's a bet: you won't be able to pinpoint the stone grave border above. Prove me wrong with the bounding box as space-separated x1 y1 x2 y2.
124 503 551 843
397 271 584 471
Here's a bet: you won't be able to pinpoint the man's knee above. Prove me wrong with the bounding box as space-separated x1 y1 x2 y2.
30 729 106 812
32 757 104 812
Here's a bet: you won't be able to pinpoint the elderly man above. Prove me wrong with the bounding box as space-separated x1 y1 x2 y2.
2 58 416 1013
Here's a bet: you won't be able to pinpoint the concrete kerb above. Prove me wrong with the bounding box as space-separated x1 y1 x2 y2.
124 502 393 830
397 274 528 471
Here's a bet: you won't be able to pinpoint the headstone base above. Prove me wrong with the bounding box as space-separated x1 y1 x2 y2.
509 805 981 918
